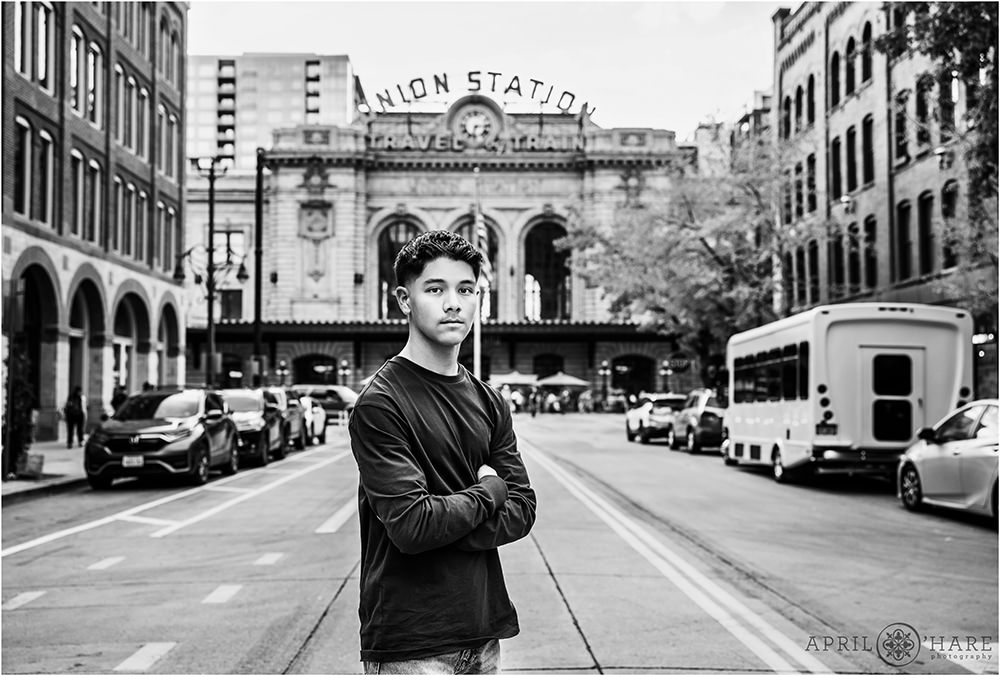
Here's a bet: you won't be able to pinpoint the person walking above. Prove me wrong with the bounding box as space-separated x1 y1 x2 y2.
63 386 87 448
349 230 536 673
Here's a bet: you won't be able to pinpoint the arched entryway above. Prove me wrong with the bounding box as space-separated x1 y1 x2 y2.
68 278 106 423
157 303 181 387
377 221 422 319
294 353 350 385
523 221 571 320
9 263 60 440
533 353 564 378
112 294 151 393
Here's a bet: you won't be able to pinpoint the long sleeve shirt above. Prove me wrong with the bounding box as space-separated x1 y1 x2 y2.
349 356 536 662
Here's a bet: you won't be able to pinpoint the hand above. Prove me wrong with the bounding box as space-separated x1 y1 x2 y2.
477 464 498 480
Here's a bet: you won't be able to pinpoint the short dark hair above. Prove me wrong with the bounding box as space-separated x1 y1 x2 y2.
393 229 483 287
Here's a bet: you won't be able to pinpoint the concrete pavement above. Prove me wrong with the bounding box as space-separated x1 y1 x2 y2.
1 438 88 504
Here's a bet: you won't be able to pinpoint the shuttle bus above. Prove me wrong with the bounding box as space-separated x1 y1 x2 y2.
723 303 973 481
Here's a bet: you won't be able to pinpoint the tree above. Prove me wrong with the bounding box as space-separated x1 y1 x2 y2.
876 2 998 317
562 132 826 386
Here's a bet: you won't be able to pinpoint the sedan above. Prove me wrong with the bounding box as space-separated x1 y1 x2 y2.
671 388 728 453
898 399 998 518
220 388 286 465
85 389 238 490
625 393 686 444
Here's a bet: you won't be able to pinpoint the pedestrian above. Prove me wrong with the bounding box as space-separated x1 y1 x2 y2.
62 385 87 448
349 230 536 673
111 384 127 411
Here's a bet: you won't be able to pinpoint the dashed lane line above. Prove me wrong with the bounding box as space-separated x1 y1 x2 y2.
202 485 252 493
254 552 284 565
1 444 350 557
315 498 357 534
523 441 831 674
2 591 46 610
88 556 125 570
113 642 176 672
202 584 243 604
117 515 180 526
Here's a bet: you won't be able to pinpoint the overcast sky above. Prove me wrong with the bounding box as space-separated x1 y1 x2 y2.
188 1 790 140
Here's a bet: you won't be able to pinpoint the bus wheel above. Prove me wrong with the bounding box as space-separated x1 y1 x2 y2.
899 464 924 511
772 449 789 483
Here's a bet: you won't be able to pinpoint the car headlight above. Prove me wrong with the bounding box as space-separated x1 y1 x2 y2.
161 428 194 443
89 431 108 446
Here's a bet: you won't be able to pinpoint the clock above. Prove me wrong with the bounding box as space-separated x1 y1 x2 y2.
452 104 499 147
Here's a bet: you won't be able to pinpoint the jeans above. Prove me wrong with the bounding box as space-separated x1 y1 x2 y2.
65 414 85 447
363 639 500 674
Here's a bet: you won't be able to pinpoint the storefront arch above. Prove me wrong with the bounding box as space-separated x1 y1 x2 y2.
156 300 182 386
611 354 655 396
522 220 571 320
111 290 152 393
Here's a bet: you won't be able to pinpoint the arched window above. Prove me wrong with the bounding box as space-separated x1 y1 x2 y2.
170 31 180 86
795 245 807 304
830 52 841 107
845 38 856 95
894 91 909 160
807 239 820 303
377 222 421 319
524 222 571 320
831 136 842 199
861 23 873 82
807 74 816 123
13 116 31 216
862 114 875 184
915 75 933 146
455 220 499 319
847 222 861 295
846 125 857 192
941 181 959 268
794 86 803 131
782 96 791 138
896 200 912 281
939 71 957 143
806 154 817 212
864 215 878 288
918 191 935 276
829 226 845 299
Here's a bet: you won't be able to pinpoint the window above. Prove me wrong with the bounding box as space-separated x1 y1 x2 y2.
70 151 84 236
797 342 809 399
165 207 176 270
139 4 150 58
845 38 856 95
125 77 136 150
807 154 817 212
171 32 181 86
918 191 934 275
936 406 987 442
112 177 123 251
941 181 958 268
807 74 816 124
794 86 803 131
783 96 791 139
14 117 31 216
157 105 166 172
378 222 421 318
70 28 83 113
795 246 806 304
167 114 178 178
939 71 957 143
136 191 147 263
830 228 845 298
846 126 857 192
14 1 28 75
916 76 932 146
847 223 861 294
219 290 243 320
781 344 798 400
782 170 792 225
861 23 872 82
894 92 908 160
808 240 820 302
155 202 165 270
862 115 875 184
124 183 136 256
896 201 912 281
34 2 53 91
114 65 124 143
830 52 840 107
864 216 878 289
86 160 102 243
87 43 103 126
782 252 794 308
36 130 53 225
831 137 842 199
159 18 169 76
794 163 803 218
137 89 149 159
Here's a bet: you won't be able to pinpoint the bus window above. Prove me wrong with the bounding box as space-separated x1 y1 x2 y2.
798 341 809 399
781 344 797 400
766 348 782 401
754 352 768 402
873 354 912 395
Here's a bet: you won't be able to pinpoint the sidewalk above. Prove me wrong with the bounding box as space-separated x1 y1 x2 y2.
1 438 89 504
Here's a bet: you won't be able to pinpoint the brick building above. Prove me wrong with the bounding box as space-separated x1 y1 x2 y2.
3 1 188 442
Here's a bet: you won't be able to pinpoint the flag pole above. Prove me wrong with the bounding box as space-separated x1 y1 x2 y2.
472 166 483 380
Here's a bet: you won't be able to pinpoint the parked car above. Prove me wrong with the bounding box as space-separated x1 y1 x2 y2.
266 387 309 450
897 399 998 518
671 388 728 453
84 389 238 490
603 388 627 413
290 384 358 425
625 393 686 444
220 388 285 465
296 392 328 444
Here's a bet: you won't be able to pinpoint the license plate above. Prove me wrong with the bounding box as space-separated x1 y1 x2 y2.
815 423 838 436
122 455 144 467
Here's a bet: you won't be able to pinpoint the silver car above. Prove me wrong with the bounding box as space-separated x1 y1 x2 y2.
897 399 998 518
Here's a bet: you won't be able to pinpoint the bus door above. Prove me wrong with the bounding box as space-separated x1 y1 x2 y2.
859 347 926 446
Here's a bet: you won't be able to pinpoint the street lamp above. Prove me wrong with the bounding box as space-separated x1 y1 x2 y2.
659 360 674 393
598 360 611 410
176 155 241 387
275 359 289 385
337 359 351 386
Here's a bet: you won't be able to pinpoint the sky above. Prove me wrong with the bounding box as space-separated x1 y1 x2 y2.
187 1 790 140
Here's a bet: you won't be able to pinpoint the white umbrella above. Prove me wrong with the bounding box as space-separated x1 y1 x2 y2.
537 371 590 387
488 370 539 387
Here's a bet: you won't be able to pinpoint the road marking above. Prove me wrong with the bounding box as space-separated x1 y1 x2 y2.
113 642 176 672
149 449 353 537
523 442 830 674
202 584 242 604
254 552 284 565
88 556 125 570
117 515 180 526
203 485 251 493
315 498 357 533
922 640 998 675
0 444 351 557
2 591 46 610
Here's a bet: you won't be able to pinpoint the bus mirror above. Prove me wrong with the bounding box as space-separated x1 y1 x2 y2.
916 427 937 443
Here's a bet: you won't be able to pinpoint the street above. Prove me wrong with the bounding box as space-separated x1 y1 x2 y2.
2 414 996 674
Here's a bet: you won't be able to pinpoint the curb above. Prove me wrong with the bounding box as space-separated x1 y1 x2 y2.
2 477 90 506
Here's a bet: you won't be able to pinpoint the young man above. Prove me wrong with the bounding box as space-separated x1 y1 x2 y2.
349 230 537 673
